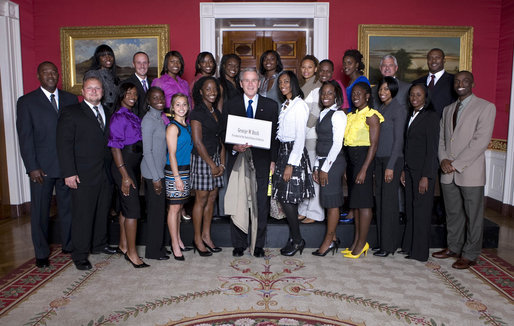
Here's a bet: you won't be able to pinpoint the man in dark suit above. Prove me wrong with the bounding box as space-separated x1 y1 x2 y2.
57 75 116 270
16 61 78 268
433 71 496 269
413 48 457 116
371 55 410 108
121 51 151 118
224 68 278 258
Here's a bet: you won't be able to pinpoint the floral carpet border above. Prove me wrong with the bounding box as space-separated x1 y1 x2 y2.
470 249 514 302
167 308 365 326
0 246 72 316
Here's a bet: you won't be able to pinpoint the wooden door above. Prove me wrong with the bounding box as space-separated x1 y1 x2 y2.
222 31 306 75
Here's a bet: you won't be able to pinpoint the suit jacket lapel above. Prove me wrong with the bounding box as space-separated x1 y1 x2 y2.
36 88 58 116
81 101 107 135
254 97 266 119
408 109 428 133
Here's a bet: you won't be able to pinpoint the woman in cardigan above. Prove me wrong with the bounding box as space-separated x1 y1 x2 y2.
151 51 192 110
141 87 170 261
373 77 408 258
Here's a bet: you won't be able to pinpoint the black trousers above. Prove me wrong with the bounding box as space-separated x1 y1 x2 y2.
70 176 112 262
374 157 403 253
143 178 167 259
30 176 72 258
401 168 435 262
230 176 270 248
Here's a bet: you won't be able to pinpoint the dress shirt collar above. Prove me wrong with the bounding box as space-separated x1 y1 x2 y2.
427 69 445 86
40 87 58 105
244 93 259 116
83 100 106 122
134 73 148 86
408 106 424 128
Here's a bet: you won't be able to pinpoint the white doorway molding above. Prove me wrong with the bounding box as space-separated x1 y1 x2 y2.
502 48 514 207
0 0 28 205
200 2 329 60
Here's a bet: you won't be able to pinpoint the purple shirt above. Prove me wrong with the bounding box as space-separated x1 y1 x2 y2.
108 107 142 149
151 74 191 109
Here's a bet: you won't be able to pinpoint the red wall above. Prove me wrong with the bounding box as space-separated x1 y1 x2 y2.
15 0 510 139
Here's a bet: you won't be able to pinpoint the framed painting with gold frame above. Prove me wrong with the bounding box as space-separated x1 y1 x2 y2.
358 24 473 84
60 24 169 95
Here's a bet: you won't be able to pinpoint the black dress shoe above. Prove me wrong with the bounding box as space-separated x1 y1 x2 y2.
35 257 50 268
253 247 265 257
372 246 381 252
74 259 92 270
397 249 410 255
62 249 72 254
155 255 170 260
91 246 117 255
373 250 390 257
232 247 245 257
166 249 172 254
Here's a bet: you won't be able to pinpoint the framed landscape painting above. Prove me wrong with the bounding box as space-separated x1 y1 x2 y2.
358 24 473 84
60 25 169 94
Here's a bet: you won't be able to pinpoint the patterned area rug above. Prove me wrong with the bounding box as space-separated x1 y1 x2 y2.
0 246 512 326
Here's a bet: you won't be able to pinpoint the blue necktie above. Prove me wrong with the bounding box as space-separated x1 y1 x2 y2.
246 99 253 118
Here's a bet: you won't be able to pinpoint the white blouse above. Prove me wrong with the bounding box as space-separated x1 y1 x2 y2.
277 96 309 166
314 104 347 173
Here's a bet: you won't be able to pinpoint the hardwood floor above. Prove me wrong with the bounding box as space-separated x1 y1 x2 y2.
0 208 513 278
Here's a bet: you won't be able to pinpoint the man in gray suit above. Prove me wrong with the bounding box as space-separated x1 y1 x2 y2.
17 61 78 267
371 55 410 108
433 71 496 269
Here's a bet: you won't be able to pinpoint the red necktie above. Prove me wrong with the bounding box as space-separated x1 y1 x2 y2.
428 74 435 89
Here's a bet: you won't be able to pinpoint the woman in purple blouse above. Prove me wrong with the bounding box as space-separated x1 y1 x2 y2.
109 82 149 268
151 51 192 110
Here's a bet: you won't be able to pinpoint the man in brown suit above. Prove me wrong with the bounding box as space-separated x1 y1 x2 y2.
433 71 496 269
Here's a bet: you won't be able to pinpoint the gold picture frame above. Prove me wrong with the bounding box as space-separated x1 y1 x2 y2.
60 24 169 95
358 24 473 84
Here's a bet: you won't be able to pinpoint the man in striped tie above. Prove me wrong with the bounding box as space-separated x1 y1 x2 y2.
121 52 151 119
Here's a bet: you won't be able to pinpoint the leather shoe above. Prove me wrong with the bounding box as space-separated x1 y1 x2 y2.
91 246 117 255
74 259 92 270
35 257 50 268
397 249 409 255
373 250 390 257
452 258 476 269
432 248 459 259
253 247 265 257
232 247 245 257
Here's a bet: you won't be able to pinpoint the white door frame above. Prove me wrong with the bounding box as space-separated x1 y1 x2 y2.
502 48 514 207
199 2 329 60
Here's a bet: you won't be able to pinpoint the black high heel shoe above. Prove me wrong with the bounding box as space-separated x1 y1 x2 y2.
203 241 222 253
280 238 294 255
281 239 305 256
312 240 338 257
171 248 185 261
180 246 193 252
193 243 213 257
124 253 150 268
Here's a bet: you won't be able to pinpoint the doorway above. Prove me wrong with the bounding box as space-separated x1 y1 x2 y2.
222 30 306 73
200 2 329 65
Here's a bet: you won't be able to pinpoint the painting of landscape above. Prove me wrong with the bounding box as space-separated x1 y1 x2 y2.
367 36 460 84
73 38 159 84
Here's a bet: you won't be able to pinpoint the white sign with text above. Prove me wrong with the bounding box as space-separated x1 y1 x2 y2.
225 114 272 149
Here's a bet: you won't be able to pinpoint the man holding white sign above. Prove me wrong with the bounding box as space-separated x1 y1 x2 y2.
224 68 279 258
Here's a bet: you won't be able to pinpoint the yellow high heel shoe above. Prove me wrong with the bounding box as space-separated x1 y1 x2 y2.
343 243 369 259
340 248 351 254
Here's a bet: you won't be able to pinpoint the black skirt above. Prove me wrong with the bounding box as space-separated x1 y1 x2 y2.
318 154 346 208
272 141 315 204
111 144 142 219
345 146 374 208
